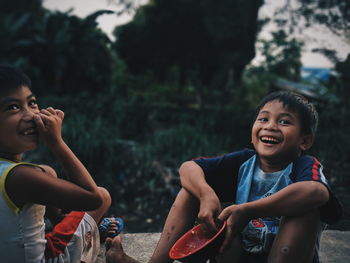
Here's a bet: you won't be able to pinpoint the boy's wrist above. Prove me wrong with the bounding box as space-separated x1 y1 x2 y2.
198 184 216 200
243 202 259 220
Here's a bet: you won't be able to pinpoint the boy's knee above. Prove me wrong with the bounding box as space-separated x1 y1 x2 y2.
268 246 292 263
282 208 320 226
268 210 321 262
98 187 112 208
176 188 197 203
172 188 199 212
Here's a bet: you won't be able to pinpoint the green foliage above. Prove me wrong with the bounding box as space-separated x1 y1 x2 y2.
335 54 350 100
113 0 264 105
270 0 349 61
0 2 120 96
256 30 304 81
282 0 350 39
312 106 350 185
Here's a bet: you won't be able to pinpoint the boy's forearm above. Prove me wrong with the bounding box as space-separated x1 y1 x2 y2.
244 181 329 219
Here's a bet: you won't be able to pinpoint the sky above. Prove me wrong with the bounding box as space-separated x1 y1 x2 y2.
43 0 349 68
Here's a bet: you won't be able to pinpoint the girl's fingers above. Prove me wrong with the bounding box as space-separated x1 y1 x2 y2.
46 107 56 114
38 112 53 123
34 114 45 131
55 109 64 120
39 109 49 115
40 107 62 117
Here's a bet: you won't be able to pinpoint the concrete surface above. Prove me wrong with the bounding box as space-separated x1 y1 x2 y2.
97 230 350 263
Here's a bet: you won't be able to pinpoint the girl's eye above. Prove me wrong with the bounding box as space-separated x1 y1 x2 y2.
29 100 38 108
6 104 20 111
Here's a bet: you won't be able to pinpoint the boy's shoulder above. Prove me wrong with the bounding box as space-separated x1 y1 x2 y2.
193 148 256 175
290 155 324 182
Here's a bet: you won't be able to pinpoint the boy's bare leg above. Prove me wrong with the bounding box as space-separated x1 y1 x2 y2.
215 236 243 263
268 209 321 263
149 188 199 263
105 188 199 263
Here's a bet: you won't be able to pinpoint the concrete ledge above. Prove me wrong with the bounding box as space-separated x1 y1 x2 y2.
97 230 350 263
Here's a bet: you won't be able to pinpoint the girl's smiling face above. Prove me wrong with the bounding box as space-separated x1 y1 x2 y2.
0 86 40 162
251 100 313 172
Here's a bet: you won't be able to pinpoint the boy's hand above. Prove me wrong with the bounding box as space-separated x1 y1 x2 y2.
34 107 64 147
217 204 250 253
198 193 222 233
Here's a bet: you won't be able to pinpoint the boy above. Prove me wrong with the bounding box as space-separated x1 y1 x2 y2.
0 65 120 262
105 91 342 263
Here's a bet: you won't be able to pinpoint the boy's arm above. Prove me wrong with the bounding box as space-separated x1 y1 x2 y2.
218 181 329 252
244 181 329 218
179 161 222 232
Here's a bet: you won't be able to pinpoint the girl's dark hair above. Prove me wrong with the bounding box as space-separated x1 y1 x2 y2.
254 91 319 136
0 65 31 95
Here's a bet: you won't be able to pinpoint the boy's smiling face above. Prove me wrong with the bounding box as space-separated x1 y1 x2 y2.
251 100 313 172
0 86 40 162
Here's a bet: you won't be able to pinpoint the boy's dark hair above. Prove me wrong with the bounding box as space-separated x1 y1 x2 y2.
254 91 318 136
0 65 31 96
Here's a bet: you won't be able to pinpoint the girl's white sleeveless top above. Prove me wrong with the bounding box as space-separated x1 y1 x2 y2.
0 159 46 263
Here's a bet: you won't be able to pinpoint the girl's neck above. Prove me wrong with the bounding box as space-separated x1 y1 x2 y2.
0 152 22 163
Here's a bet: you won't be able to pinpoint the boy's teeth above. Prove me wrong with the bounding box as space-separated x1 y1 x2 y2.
261 136 279 144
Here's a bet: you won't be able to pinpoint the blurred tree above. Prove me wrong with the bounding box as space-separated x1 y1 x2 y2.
335 54 350 100
257 29 303 81
271 0 349 61
30 10 116 95
107 0 146 15
0 0 119 96
113 0 263 105
0 0 46 68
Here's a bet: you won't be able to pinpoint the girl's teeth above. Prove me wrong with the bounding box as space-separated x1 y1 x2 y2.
23 129 35 135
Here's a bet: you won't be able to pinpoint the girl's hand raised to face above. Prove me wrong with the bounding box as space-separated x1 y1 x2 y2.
33 107 65 147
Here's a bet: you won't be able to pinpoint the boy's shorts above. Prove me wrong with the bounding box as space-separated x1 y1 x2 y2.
45 211 100 263
214 221 325 263
241 217 280 254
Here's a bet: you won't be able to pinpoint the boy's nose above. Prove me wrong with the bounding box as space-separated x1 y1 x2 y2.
264 121 277 130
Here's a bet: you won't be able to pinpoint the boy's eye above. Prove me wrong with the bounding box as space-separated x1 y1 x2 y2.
257 117 268 122
279 119 291 125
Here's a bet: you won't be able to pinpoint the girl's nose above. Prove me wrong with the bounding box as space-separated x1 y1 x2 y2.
22 108 38 121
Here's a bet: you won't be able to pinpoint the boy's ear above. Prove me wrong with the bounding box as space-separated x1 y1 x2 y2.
300 134 314 151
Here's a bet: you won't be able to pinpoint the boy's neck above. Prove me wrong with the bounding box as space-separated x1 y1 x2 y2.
258 158 292 173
